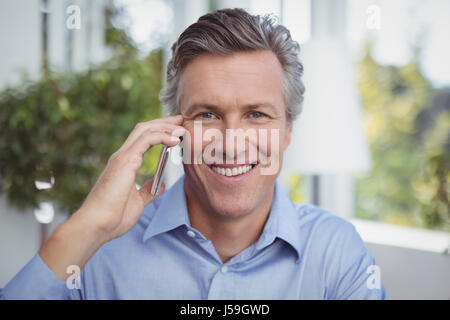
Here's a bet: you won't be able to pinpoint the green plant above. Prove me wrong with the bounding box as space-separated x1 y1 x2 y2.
0 25 164 214
355 44 450 232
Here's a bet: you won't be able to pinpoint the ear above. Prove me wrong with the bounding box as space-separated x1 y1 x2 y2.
283 124 293 150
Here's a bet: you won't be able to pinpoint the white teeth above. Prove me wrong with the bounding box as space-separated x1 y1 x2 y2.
212 164 255 177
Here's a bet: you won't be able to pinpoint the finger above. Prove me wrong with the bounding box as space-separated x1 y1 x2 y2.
126 130 181 159
119 122 185 152
139 179 165 206
118 115 184 151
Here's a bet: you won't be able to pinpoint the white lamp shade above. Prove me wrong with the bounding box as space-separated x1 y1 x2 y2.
285 38 372 174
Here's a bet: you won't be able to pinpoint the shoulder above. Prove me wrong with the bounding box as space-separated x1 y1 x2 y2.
291 204 384 299
290 203 368 261
294 203 360 240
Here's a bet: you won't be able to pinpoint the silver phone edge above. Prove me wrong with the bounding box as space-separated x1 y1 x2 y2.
150 145 170 197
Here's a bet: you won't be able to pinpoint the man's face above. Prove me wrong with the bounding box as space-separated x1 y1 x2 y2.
179 50 292 218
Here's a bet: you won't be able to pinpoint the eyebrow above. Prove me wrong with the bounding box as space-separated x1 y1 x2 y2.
182 102 279 117
182 104 221 117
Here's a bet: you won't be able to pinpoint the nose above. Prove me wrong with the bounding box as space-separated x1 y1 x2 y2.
221 114 239 161
222 113 241 131
219 115 255 164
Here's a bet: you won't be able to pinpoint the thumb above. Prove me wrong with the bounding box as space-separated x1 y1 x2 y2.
139 178 166 207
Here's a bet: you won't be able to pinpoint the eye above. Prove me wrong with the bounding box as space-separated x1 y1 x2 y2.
249 111 265 118
199 112 217 119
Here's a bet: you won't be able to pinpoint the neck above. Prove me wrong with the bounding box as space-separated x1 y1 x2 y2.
185 182 275 263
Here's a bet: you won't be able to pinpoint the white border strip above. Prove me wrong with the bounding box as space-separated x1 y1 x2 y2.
349 218 450 254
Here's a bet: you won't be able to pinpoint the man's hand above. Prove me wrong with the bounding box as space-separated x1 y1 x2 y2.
74 115 185 242
39 115 185 281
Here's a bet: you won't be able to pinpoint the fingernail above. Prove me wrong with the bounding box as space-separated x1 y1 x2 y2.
170 136 180 142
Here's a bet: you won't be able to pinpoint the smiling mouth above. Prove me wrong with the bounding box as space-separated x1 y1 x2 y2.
208 163 258 177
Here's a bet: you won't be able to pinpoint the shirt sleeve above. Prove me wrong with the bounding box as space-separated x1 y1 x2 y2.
332 224 387 300
0 252 81 300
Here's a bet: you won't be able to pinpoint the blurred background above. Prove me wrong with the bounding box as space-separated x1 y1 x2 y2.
0 0 449 299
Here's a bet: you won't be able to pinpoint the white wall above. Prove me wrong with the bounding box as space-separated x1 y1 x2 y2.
367 243 450 299
0 196 39 287
0 196 68 287
0 0 41 87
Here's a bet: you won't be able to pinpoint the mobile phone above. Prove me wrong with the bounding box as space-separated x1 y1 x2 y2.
150 145 170 197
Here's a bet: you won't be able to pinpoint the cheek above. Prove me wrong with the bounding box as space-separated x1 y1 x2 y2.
257 127 286 158
179 124 196 164
181 124 221 165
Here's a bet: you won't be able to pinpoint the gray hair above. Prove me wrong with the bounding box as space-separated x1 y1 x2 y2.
159 8 305 124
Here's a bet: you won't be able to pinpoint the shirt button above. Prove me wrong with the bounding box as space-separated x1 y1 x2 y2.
221 266 228 273
186 230 196 238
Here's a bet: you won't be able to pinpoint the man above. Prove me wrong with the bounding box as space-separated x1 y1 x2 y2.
1 8 386 299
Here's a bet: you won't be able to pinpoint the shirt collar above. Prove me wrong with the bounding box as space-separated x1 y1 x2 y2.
256 180 302 263
142 175 302 262
142 175 190 242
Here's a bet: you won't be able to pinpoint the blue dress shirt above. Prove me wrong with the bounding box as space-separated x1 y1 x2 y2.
1 175 386 299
